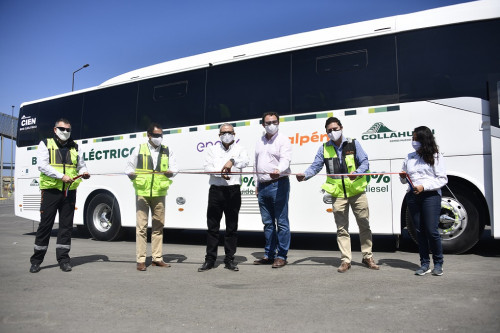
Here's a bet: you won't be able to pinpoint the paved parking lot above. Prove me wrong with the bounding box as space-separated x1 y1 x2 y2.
1 200 499 332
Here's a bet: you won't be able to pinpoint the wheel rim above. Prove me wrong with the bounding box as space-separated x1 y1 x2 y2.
439 196 468 240
91 203 113 232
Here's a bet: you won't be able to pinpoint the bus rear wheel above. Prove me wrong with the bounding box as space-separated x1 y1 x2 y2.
406 184 483 254
86 193 124 241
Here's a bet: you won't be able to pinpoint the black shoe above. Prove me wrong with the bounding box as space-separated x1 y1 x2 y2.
60 262 72 272
224 261 239 271
30 264 41 273
253 257 274 265
198 261 214 272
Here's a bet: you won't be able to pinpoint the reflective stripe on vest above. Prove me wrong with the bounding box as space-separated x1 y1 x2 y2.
39 138 81 191
132 143 172 197
321 140 368 198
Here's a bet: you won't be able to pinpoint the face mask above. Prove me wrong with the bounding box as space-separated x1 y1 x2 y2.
151 137 163 147
265 124 279 135
56 128 71 141
220 133 234 144
328 130 342 142
412 141 421 151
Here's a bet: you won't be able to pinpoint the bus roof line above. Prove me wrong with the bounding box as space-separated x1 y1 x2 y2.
20 0 499 107
100 1 499 87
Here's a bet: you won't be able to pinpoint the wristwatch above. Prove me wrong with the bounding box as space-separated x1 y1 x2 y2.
230 158 235 165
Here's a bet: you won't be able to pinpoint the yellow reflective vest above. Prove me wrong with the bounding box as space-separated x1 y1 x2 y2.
132 143 172 197
321 139 368 198
39 138 82 191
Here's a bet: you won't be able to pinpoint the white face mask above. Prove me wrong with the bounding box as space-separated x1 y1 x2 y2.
55 128 71 141
265 124 279 135
412 141 421 151
151 137 163 147
328 130 342 142
220 133 234 144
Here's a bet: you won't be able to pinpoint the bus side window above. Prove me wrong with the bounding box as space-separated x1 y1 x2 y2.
292 35 398 113
82 83 138 139
316 50 367 74
137 70 204 130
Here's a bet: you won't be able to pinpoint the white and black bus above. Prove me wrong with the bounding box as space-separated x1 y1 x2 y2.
15 0 500 253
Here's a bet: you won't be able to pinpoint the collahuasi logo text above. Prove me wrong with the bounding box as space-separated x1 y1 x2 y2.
361 122 413 142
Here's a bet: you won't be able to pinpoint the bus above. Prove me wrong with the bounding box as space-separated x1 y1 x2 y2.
15 0 500 254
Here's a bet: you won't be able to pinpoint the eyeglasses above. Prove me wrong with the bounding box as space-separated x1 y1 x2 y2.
326 128 341 133
264 121 279 126
56 127 71 132
219 131 234 135
150 133 163 138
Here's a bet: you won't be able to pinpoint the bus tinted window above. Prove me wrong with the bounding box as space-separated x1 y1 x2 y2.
206 54 291 124
17 95 84 147
316 50 367 74
82 83 138 138
153 81 188 101
40 95 84 140
137 70 204 130
292 35 398 113
398 19 500 102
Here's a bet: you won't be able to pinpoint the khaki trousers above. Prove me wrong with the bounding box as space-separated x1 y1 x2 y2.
136 195 165 263
331 192 373 263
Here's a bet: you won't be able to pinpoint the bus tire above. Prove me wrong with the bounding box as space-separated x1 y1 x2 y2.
406 184 483 254
86 193 124 241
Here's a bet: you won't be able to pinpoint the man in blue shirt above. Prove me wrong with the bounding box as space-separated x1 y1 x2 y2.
296 117 379 273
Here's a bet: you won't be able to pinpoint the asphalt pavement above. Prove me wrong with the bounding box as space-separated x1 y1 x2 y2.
0 198 499 333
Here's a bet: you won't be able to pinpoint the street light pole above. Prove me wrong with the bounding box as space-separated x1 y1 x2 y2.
11 105 14 194
72 64 89 91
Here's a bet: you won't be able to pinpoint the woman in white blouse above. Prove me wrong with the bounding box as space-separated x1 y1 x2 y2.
400 126 448 276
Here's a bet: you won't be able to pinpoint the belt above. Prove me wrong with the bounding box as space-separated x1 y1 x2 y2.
259 176 288 185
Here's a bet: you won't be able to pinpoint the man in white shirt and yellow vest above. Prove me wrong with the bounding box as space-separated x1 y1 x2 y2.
30 118 90 273
125 123 178 271
296 117 379 273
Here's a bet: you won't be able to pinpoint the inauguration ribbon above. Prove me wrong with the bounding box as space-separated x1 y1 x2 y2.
64 174 83 197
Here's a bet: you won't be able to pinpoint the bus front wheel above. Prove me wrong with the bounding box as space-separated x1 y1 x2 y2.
406 184 483 254
86 193 123 241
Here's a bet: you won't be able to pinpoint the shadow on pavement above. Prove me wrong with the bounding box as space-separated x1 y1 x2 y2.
26 226 500 257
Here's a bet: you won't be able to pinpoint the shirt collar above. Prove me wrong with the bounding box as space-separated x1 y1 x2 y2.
220 142 234 152
147 141 160 152
263 131 279 143
329 135 346 149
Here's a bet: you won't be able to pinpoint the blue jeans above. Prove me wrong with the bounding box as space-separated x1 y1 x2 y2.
406 191 444 266
257 177 291 260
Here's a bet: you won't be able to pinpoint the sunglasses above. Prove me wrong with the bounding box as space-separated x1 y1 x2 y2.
326 128 341 133
264 120 279 126
219 131 234 135
56 127 71 132
150 133 163 138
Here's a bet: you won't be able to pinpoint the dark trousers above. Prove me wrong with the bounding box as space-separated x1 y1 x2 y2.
406 191 444 266
205 185 241 263
30 189 76 265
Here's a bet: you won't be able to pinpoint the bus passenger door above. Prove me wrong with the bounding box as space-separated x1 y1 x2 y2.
489 76 500 239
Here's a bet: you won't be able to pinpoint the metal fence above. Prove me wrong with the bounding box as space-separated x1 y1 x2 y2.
0 112 17 139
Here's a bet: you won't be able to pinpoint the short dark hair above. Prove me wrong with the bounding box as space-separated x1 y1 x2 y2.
147 122 163 134
54 118 71 126
325 117 342 129
262 111 279 124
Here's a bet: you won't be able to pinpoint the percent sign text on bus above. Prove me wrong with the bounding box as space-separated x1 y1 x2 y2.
370 174 390 183
242 176 256 187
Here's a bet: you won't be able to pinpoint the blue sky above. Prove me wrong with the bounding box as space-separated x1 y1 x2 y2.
0 0 472 171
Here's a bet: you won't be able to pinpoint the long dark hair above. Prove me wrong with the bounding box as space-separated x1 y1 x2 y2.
414 126 439 166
